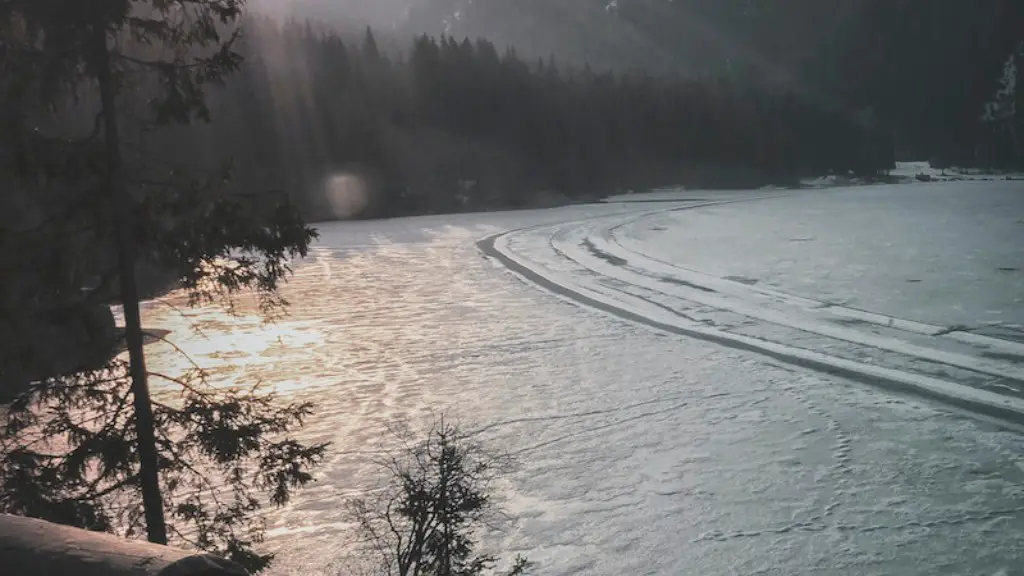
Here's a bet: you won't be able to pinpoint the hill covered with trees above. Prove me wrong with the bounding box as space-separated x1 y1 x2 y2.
185 17 893 220
277 0 1024 170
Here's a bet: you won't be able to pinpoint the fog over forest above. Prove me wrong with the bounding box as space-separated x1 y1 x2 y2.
248 0 851 80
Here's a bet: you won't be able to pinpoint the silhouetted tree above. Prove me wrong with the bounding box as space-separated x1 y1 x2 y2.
0 1 324 571
348 419 531 576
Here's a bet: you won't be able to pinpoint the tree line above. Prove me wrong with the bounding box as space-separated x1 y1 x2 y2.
816 0 1024 168
369 0 1024 171
1 1 1014 572
195 17 893 220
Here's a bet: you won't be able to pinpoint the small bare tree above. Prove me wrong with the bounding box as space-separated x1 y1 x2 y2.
347 419 530 576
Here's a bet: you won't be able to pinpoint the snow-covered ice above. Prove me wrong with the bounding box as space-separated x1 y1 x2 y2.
488 183 1024 419
139 184 1024 575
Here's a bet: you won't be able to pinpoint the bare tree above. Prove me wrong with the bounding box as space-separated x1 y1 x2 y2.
347 419 530 576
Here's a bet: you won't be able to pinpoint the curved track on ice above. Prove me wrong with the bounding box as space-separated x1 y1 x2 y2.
140 184 1024 575
480 192 1024 426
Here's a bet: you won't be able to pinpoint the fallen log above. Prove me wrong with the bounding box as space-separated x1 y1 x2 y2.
0 514 249 576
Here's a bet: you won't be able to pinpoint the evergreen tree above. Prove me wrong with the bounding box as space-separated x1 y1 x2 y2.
361 25 381 64
982 42 1024 167
0 1 325 571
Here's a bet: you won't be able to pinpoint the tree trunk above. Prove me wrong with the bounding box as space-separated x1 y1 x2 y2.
92 24 168 546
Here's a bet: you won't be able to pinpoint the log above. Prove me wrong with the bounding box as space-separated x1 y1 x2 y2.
0 514 249 576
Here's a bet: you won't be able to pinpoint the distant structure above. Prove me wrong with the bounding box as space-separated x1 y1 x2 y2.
0 514 249 576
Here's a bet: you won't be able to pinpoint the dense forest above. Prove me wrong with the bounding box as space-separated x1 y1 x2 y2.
11 1 1020 226
2 1 1023 570
289 0 1024 170
79 0 1024 223
197 17 891 220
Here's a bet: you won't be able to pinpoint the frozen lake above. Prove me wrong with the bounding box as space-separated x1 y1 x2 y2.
143 182 1024 575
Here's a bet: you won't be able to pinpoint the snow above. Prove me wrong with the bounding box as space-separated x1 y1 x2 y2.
601 162 1024 200
137 186 1024 575
0 513 247 576
486 192 1024 421
800 162 1024 188
610 183 1024 332
886 161 1024 183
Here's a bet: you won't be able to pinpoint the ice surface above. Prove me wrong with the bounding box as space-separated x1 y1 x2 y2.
615 183 1024 331
887 161 1024 183
137 191 1024 575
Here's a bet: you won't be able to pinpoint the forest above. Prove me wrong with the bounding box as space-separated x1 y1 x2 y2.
75 0 1024 222
201 17 892 220
9 1 1021 225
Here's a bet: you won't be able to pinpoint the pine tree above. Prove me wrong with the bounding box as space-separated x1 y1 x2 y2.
361 25 381 64
0 1 326 571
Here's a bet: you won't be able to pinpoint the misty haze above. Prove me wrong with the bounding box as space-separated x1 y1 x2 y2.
2 2 1023 576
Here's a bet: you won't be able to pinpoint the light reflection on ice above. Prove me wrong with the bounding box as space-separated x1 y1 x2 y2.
132 198 1024 576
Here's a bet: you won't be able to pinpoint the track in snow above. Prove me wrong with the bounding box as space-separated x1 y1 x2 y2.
479 196 1024 426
